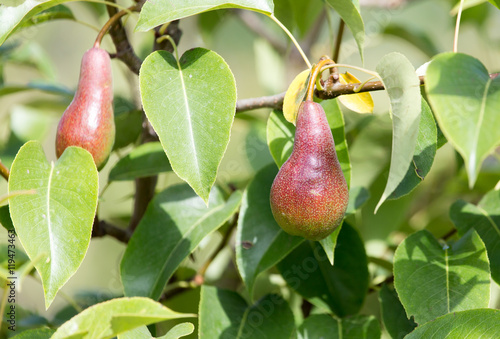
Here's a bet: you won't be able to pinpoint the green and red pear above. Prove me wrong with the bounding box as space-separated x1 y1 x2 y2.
56 47 115 169
270 100 349 240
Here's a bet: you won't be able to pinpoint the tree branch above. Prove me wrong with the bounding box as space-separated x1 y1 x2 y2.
235 73 500 112
92 217 132 243
106 1 142 75
0 160 9 182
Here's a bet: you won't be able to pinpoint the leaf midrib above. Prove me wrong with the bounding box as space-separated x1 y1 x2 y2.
46 161 55 286
469 78 492 176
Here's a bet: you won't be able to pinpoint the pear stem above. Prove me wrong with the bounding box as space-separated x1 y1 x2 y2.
306 58 334 101
320 63 381 80
267 14 312 69
0 160 9 181
94 6 136 48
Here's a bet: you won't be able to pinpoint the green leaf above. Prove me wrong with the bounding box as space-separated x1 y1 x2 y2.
117 325 152 339
11 328 55 339
277 223 369 317
236 164 304 297
450 0 490 14
136 0 274 32
0 0 77 46
378 284 416 339
109 142 172 181
426 52 500 187
274 0 323 39
266 99 351 186
489 0 500 9
113 108 142 150
51 297 195 339
325 0 365 62
375 52 421 211
118 322 194 339
405 309 500 338
298 314 381 339
0 81 73 97
345 186 370 215
199 286 295 338
8 141 98 308
393 229 490 324
318 224 342 265
121 184 242 299
17 5 74 30
140 48 236 203
160 322 195 339
0 204 14 231
450 189 500 285
389 97 437 199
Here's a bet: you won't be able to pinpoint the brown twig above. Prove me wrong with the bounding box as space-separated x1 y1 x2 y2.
92 217 132 243
153 20 182 52
0 160 9 182
106 1 143 75
332 19 345 63
236 92 286 113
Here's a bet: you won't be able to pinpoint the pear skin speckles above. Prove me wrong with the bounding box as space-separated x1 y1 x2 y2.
270 101 348 240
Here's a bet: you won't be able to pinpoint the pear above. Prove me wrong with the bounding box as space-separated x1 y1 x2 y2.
270 100 348 240
56 47 115 169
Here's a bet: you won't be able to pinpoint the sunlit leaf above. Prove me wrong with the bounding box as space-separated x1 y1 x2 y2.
51 297 195 339
140 48 236 203
375 52 421 212
426 52 500 187
405 309 500 338
283 69 309 124
337 72 374 113
325 0 365 62
393 229 490 324
136 0 274 32
8 141 98 308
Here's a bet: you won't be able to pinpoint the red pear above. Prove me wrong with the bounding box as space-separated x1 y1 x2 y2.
56 47 115 169
270 101 349 240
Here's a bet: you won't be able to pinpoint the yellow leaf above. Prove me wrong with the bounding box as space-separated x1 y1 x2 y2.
283 70 310 124
338 72 374 114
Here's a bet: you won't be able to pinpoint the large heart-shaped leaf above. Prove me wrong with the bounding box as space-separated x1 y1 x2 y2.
325 0 365 62
375 52 421 211
298 314 381 339
199 286 295 338
450 189 500 285
8 141 98 308
405 309 500 338
140 48 236 203
121 184 241 300
236 164 304 297
394 229 490 324
426 52 500 187
51 297 195 339
136 0 274 32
